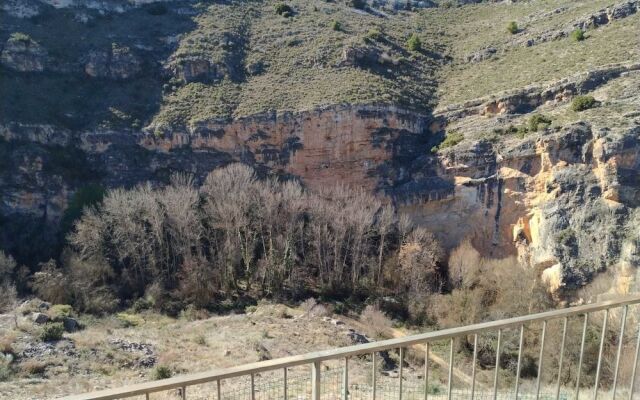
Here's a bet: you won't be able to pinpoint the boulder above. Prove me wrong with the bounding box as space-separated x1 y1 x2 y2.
465 47 497 63
62 317 80 332
0 34 47 72
31 312 50 324
341 44 384 68
608 1 638 20
170 58 220 83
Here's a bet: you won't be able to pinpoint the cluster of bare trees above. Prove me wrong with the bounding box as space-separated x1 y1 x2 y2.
45 164 444 313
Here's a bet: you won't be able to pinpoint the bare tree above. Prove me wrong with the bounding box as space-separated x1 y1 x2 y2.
64 163 449 313
448 239 481 289
375 204 395 285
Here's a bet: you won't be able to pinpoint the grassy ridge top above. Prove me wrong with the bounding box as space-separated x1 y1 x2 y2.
0 0 637 131
427 0 640 106
152 0 440 130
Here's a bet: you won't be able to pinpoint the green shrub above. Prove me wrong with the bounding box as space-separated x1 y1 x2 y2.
48 304 73 321
572 28 585 41
274 3 293 16
131 297 152 313
152 365 172 380
528 114 552 132
365 29 383 42
507 21 518 34
516 126 529 139
406 33 422 52
39 323 64 342
333 302 346 315
556 229 576 246
9 32 31 43
571 95 596 111
116 312 144 328
331 20 342 31
432 131 464 152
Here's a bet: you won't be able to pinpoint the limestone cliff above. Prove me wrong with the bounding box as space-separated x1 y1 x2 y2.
1 0 639 299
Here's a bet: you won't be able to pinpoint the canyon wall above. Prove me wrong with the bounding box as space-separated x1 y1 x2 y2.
0 105 431 264
1 102 639 296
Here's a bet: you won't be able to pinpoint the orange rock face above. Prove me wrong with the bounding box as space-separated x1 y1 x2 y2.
142 105 428 191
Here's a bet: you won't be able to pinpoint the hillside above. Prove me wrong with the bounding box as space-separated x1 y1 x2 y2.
1 0 640 398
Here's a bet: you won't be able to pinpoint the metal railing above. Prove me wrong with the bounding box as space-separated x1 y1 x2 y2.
60 294 640 400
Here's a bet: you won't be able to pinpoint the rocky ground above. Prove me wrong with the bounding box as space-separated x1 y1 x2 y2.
1 300 465 399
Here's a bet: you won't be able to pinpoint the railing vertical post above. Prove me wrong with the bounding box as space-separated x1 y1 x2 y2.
447 338 454 400
515 324 525 399
250 374 255 400
593 309 609 400
576 313 589 400
284 368 288 400
217 379 221 400
372 352 377 400
535 320 547 400
399 347 404 400
555 316 568 400
343 357 349 400
425 342 430 400
612 305 628 399
471 334 477 400
146 393 150 400
493 329 502 400
629 322 640 400
180 386 186 400
312 361 321 400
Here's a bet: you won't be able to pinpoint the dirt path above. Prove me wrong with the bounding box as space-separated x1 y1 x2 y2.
389 327 487 389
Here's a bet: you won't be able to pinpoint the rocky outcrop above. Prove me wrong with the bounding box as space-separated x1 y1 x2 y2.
461 0 639 59
465 47 497 64
0 33 47 72
168 58 222 83
84 44 142 80
436 62 640 122
515 0 637 49
400 120 640 295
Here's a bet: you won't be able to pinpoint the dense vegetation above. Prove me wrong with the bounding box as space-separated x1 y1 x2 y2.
25 164 446 318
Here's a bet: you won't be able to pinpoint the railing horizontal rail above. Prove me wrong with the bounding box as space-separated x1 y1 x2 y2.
60 294 640 400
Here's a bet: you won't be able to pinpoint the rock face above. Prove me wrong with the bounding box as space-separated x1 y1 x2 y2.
84 44 142 80
399 121 640 296
1 90 639 297
168 58 221 83
436 62 640 121
0 34 47 72
144 105 429 191
0 105 428 263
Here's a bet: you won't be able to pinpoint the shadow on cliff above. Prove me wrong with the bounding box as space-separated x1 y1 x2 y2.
0 2 204 131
